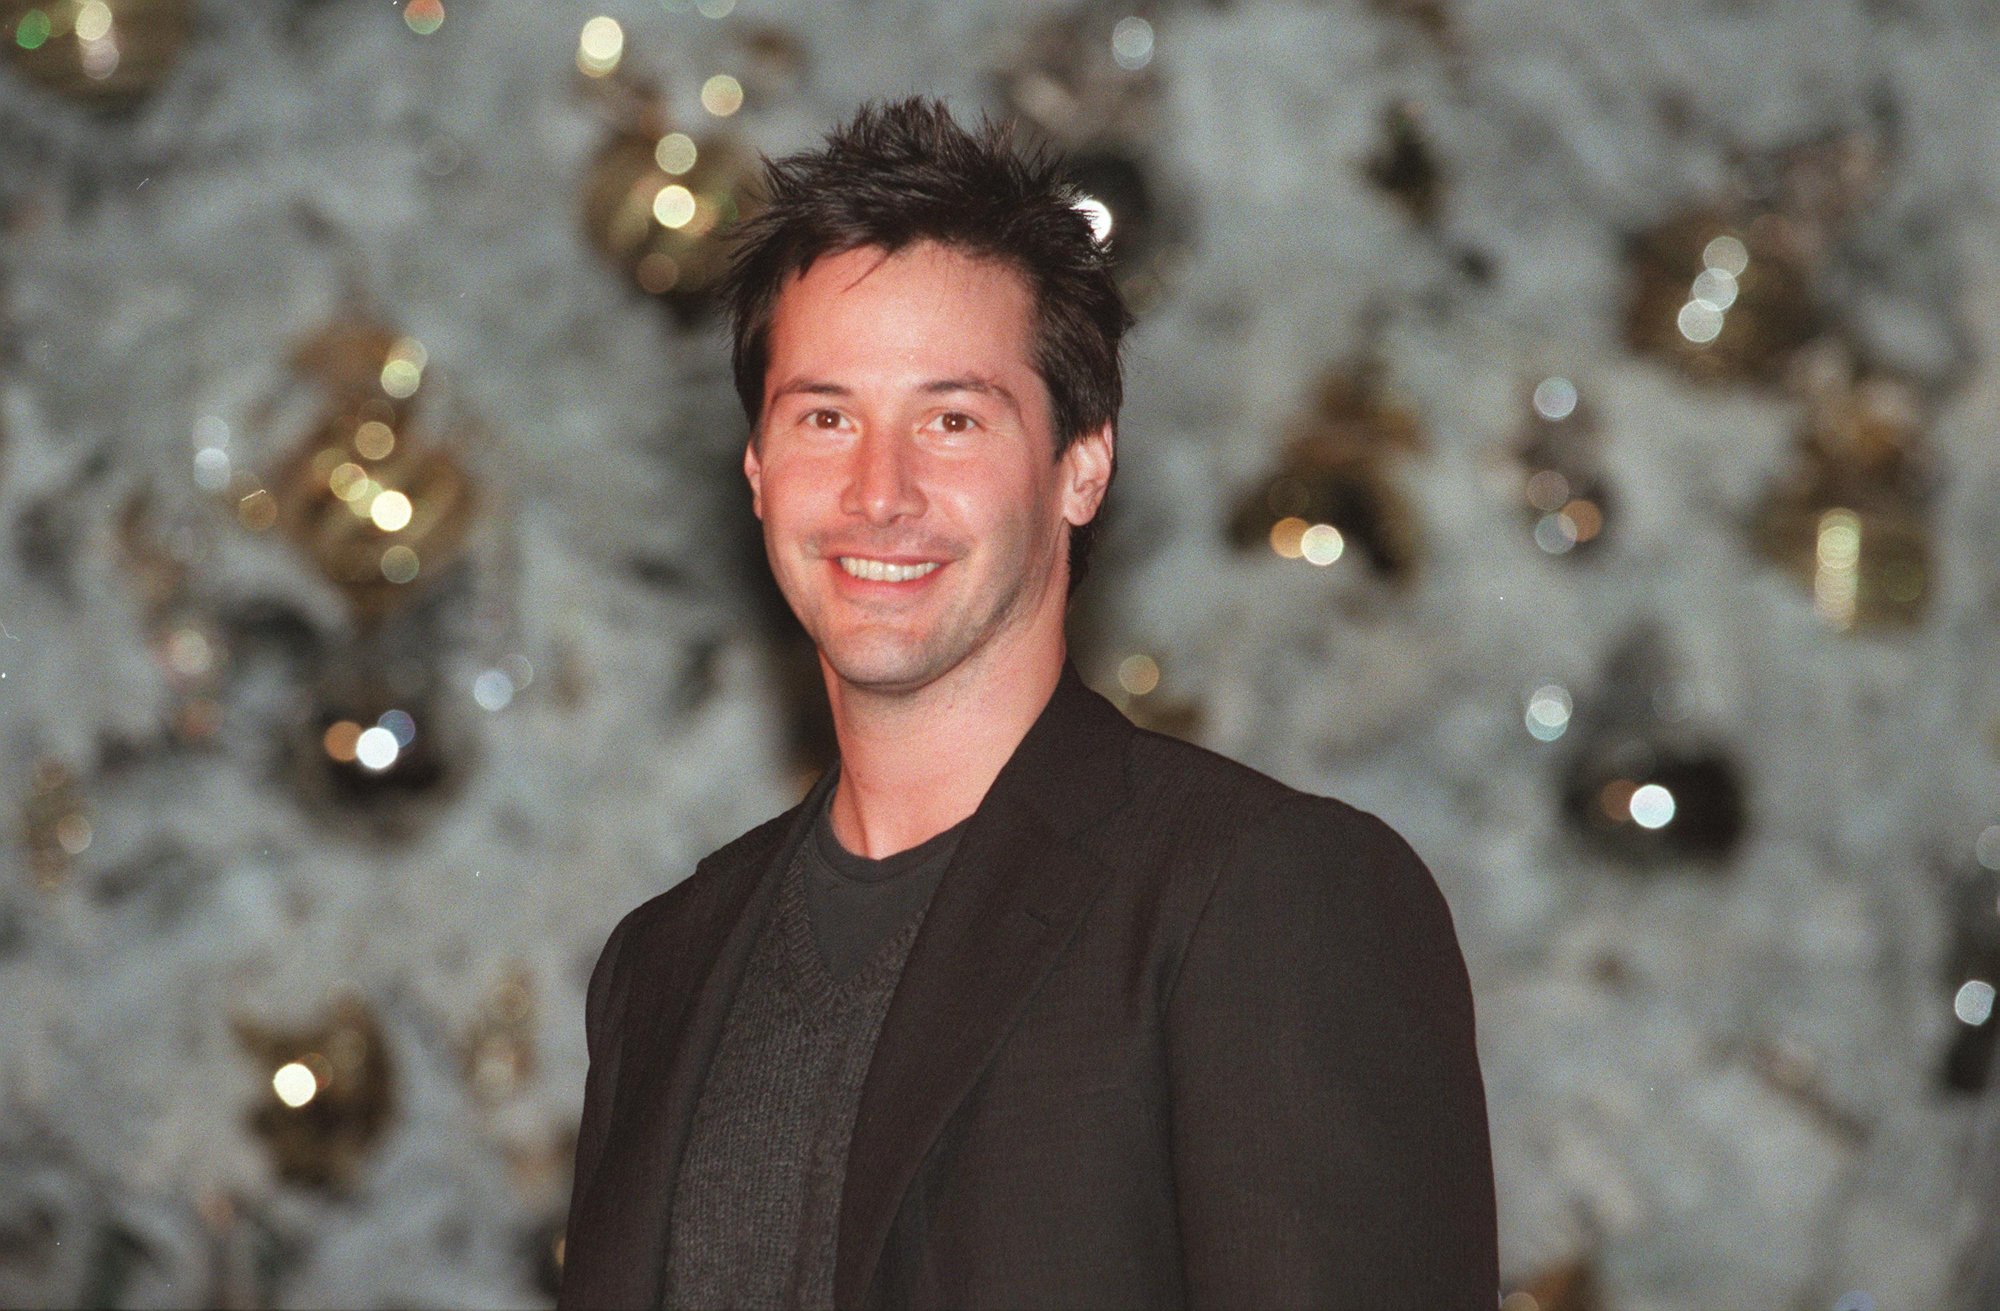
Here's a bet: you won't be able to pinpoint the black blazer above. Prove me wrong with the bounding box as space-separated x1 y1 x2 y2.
559 660 1497 1310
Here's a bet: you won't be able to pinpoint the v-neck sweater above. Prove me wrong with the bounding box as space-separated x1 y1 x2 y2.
659 783 966 1309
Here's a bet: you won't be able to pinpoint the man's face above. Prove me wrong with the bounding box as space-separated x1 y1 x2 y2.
744 241 1110 696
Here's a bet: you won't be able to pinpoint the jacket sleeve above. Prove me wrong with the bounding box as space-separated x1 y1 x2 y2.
1165 793 1498 1310
562 911 633 1266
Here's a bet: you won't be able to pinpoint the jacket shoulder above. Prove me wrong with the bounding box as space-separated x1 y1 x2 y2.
1120 723 1432 893
1122 721 1379 835
611 795 802 942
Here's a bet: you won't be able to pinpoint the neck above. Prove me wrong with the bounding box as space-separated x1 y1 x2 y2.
822 625 1065 859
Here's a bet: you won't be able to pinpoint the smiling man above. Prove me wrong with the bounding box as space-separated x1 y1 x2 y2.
558 99 1497 1310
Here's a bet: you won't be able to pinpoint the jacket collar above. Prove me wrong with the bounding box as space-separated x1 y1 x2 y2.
835 656 1136 1305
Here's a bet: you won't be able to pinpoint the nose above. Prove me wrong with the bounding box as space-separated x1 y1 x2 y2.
840 424 926 525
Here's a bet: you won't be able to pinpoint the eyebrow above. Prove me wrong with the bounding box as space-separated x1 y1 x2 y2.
921 376 1022 419
767 375 1023 420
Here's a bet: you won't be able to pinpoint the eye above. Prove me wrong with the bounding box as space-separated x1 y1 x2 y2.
930 411 978 434
806 408 845 430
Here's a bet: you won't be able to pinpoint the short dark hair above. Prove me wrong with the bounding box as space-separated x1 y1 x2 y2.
723 96 1134 594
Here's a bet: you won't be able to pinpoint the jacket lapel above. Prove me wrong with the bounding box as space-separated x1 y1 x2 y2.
835 660 1137 1307
580 763 839 1308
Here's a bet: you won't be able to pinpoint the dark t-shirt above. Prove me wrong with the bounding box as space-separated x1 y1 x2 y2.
803 768 971 983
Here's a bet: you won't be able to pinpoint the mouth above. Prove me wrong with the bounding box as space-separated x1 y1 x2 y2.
833 555 944 584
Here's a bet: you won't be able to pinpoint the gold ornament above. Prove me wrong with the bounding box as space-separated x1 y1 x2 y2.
580 122 762 315
1511 376 1611 558
22 757 89 893
234 994 396 1192
1 0 193 108
573 39 765 317
1750 346 1933 630
1940 859 2000 1095
1623 129 1888 386
463 961 537 1106
239 321 480 626
1229 360 1427 582
1622 208 1819 385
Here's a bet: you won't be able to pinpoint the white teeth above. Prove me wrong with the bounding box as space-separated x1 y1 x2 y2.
838 557 941 582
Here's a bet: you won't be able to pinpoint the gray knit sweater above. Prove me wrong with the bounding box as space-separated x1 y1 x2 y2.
659 819 937 1308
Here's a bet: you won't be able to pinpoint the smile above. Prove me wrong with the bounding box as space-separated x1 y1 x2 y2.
837 556 942 582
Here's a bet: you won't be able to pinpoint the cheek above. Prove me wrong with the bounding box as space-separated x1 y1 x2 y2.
759 453 833 519
950 452 1055 522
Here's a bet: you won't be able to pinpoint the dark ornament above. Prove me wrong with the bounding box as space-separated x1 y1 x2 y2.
1228 359 1427 583
234 994 397 1192
291 655 467 832
993 6 1188 313
1511 376 1612 558
1364 100 1443 226
1557 627 1749 867
1938 858 2000 1095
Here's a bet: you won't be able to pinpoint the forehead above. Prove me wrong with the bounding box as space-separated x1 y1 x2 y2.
764 242 1040 397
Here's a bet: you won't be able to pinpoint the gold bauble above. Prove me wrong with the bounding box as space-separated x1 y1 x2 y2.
464 961 538 1106
1623 129 1890 388
1622 208 1820 385
1751 359 1933 630
234 995 396 1192
1229 363 1427 582
2 0 193 107
249 322 480 625
22 757 88 893
580 126 762 316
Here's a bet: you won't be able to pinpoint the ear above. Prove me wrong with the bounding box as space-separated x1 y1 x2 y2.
1059 422 1114 528
742 433 764 520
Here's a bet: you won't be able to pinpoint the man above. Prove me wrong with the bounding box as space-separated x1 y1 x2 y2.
559 98 1496 1310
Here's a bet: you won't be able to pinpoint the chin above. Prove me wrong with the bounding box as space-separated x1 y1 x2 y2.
819 633 963 695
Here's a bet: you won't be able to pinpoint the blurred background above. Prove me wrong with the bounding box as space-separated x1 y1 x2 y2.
2 0 1998 1307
